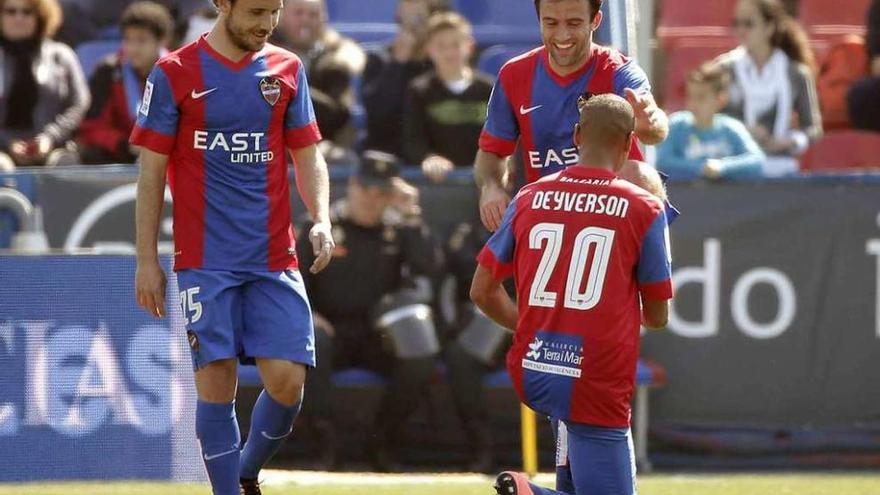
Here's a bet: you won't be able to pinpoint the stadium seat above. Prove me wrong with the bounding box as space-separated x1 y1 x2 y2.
477 44 538 78
658 38 737 111
75 39 121 78
326 0 398 43
326 0 397 23
657 0 738 43
798 0 870 56
799 131 880 171
452 0 541 46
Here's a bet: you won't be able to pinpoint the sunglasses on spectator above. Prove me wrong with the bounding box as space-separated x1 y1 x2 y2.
733 18 756 29
2 6 34 16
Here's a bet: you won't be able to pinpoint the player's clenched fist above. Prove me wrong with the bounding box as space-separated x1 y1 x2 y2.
309 221 335 274
135 260 167 318
479 184 511 232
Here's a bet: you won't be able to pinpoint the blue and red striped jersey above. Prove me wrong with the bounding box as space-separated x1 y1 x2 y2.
477 166 672 427
479 45 650 187
131 35 321 272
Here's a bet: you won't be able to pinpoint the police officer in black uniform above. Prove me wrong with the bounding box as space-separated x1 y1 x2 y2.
442 217 511 472
298 151 442 471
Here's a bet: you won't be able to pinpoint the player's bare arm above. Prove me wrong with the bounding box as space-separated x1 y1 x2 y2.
475 149 511 232
641 298 669 330
291 143 335 274
624 88 669 145
134 148 169 319
469 265 517 331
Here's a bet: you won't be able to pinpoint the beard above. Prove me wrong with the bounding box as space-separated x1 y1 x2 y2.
225 14 270 52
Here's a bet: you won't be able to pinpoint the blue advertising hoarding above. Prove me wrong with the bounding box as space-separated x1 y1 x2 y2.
0 255 203 481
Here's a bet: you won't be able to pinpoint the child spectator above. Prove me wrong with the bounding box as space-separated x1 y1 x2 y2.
657 64 766 180
78 1 173 164
361 0 443 157
402 12 493 182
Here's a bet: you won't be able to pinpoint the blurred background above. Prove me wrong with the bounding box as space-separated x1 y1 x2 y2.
0 0 879 487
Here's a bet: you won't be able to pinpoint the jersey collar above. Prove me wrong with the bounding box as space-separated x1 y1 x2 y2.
198 34 262 71
541 45 599 87
561 165 617 181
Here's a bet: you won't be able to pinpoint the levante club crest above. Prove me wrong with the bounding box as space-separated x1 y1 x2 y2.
260 77 282 106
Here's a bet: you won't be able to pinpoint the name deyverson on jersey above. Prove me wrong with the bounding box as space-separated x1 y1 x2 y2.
192 130 274 164
530 186 629 219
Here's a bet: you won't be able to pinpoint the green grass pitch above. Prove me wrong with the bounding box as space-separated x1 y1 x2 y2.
3 474 880 495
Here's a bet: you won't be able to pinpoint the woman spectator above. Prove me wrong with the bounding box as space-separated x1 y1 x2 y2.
0 0 90 169
713 0 822 172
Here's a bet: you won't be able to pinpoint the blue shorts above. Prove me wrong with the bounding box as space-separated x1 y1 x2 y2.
553 420 636 495
176 269 316 370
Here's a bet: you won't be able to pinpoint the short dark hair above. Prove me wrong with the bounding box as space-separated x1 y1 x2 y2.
121 1 174 40
687 63 731 94
533 0 602 19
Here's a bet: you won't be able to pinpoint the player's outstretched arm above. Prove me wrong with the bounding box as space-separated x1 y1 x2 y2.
474 149 511 232
624 88 669 146
135 148 169 318
469 265 517 331
290 144 335 274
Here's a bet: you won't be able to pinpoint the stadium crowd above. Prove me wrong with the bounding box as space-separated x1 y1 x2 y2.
1 0 879 476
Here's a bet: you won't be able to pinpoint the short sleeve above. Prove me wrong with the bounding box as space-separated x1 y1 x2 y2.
130 65 178 154
284 63 322 150
636 208 673 300
478 78 519 157
612 59 651 97
476 199 518 280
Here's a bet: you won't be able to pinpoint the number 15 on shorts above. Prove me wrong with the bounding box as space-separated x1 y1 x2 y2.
180 287 203 324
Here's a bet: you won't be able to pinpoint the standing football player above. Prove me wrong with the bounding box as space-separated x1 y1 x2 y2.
476 0 668 233
471 94 673 495
131 1 333 494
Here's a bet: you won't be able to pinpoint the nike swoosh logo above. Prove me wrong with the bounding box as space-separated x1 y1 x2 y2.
191 88 218 100
520 104 543 115
203 448 238 461
261 429 292 441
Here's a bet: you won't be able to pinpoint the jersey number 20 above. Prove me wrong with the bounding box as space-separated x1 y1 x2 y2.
528 223 615 311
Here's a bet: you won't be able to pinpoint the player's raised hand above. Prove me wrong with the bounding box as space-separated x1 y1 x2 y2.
624 88 661 127
479 184 510 232
135 260 167 318
309 221 335 274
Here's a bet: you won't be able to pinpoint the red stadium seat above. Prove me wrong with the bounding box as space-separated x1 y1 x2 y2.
800 131 880 171
658 38 738 112
657 0 738 43
799 0 870 55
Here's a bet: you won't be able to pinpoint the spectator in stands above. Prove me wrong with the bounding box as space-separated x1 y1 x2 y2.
713 0 822 172
362 0 445 157
657 64 765 180
78 1 173 164
402 12 493 182
56 0 201 48
298 151 442 471
276 0 365 161
848 0 880 132
0 0 90 169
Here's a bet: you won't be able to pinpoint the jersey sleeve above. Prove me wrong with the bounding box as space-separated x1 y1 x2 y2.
476 199 518 280
284 62 322 150
636 207 673 300
478 77 519 157
129 64 178 154
612 59 651 97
